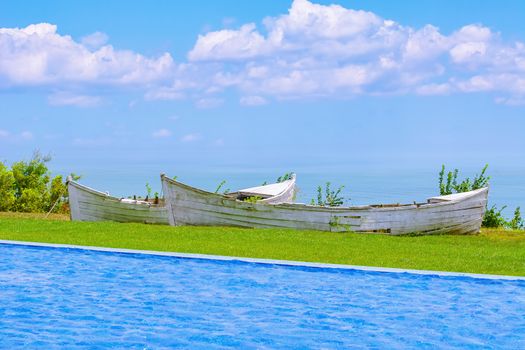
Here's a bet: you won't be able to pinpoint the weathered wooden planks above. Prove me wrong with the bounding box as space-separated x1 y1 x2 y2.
68 180 169 224
67 174 297 225
161 174 488 235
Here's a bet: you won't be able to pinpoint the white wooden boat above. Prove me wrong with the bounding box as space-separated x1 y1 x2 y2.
161 174 488 235
67 174 297 224
67 179 170 224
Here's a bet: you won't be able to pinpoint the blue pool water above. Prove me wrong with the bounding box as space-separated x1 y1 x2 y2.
0 244 524 349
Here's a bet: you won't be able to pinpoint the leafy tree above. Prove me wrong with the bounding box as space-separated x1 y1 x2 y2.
17 188 47 213
0 162 16 211
49 175 69 213
11 152 51 212
0 152 77 214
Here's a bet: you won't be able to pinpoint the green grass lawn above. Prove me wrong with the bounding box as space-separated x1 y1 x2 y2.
1 212 524 276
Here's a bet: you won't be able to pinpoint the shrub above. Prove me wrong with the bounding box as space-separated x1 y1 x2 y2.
277 172 293 183
0 162 16 211
17 188 48 213
482 205 508 228
311 182 346 207
10 152 51 212
0 152 74 214
214 180 230 194
508 207 524 230
243 196 262 203
437 165 520 230
145 182 152 198
482 205 525 230
49 175 69 213
438 164 490 195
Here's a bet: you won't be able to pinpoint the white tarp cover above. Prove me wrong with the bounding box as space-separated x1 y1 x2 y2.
236 180 291 197
427 188 486 202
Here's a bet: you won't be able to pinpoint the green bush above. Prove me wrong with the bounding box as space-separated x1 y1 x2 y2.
483 205 525 230
482 205 508 228
214 180 230 194
50 175 69 213
311 182 346 207
438 164 490 195
17 188 48 213
438 165 523 231
508 207 524 230
0 162 16 211
277 172 293 183
243 196 263 203
0 152 72 214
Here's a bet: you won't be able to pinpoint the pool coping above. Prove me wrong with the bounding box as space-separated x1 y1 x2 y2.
1 239 524 281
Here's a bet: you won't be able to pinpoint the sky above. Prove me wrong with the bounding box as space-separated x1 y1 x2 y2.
1 0 524 186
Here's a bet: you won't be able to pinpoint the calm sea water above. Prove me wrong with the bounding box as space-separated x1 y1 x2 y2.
0 244 524 349
59 162 525 217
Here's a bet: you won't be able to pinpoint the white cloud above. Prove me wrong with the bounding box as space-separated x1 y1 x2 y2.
152 129 172 138
48 92 102 107
240 95 267 106
184 0 525 102
0 129 9 138
450 42 487 63
1 1 525 105
453 24 493 42
0 23 174 88
416 83 451 95
144 87 184 101
180 133 201 142
188 23 267 61
455 75 493 92
81 31 109 49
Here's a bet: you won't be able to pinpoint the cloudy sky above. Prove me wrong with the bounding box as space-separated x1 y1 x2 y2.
1 0 524 176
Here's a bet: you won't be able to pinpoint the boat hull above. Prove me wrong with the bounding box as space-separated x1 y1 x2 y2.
68 181 169 225
161 175 488 235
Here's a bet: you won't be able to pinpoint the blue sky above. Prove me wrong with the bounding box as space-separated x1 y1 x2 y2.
1 0 524 180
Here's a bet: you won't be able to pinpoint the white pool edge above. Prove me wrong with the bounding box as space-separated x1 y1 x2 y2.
1 239 524 281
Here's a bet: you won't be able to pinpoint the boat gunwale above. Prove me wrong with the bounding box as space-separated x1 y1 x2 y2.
68 180 165 208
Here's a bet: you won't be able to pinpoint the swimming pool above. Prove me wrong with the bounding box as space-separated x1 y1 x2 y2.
0 243 524 349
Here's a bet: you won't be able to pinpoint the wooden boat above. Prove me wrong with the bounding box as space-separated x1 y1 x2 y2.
161 174 488 235
67 174 297 224
67 179 170 224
